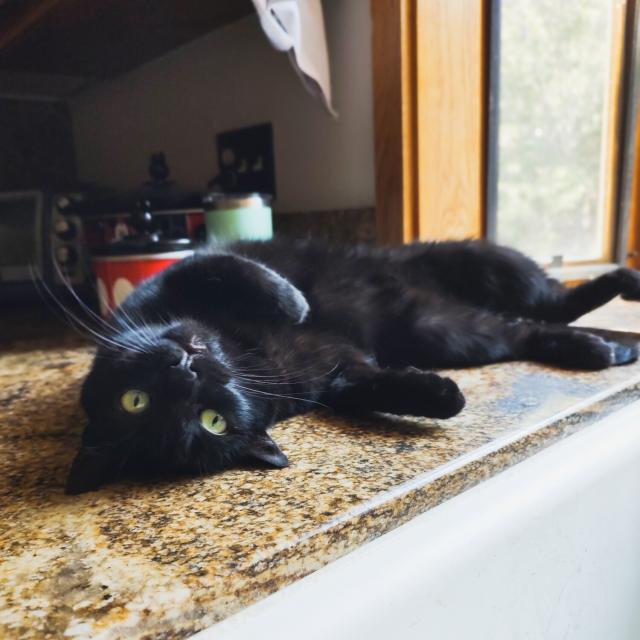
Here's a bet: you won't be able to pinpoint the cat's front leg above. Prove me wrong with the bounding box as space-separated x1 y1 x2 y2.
161 253 309 324
327 366 465 419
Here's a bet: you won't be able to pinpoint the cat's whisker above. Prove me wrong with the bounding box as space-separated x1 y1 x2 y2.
108 296 168 350
232 361 340 383
34 276 136 353
111 307 163 353
234 343 338 364
31 264 150 354
127 311 159 344
233 383 329 408
111 309 137 335
61 264 157 354
113 307 155 349
30 267 94 345
141 317 169 348
233 362 340 387
232 360 323 374
50 249 124 339
232 346 339 371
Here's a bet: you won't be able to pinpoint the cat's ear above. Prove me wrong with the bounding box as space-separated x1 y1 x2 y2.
65 444 115 495
246 432 289 468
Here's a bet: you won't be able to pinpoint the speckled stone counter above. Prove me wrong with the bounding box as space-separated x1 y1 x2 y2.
2 301 640 640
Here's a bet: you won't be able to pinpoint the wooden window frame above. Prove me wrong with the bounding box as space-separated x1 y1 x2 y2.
371 0 419 245
373 0 640 273
626 110 640 269
597 0 632 265
373 0 488 245
621 0 640 268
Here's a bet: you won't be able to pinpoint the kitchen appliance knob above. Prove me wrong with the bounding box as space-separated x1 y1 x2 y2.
56 245 78 265
54 218 77 240
56 196 71 211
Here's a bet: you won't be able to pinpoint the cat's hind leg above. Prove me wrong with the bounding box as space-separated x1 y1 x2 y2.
399 241 640 323
536 268 640 323
377 305 638 371
519 323 638 370
377 306 517 370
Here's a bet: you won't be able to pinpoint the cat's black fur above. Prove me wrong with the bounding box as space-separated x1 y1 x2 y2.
66 239 640 494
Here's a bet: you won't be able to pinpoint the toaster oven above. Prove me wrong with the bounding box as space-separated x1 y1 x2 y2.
0 190 88 295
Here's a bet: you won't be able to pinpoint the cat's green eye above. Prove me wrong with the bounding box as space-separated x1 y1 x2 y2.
120 389 149 414
199 409 227 435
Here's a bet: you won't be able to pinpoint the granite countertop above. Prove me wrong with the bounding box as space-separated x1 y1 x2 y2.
2 300 640 639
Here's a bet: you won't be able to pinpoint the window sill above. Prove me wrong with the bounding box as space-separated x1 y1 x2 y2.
546 262 619 283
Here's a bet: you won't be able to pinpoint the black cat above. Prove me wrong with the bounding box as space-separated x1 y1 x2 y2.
66 239 640 494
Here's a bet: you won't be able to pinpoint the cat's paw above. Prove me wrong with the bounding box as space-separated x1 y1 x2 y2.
261 266 310 323
418 373 466 418
614 268 640 301
277 282 310 324
606 339 639 366
560 332 637 369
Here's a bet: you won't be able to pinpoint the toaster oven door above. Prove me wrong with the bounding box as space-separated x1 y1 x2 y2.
0 191 44 283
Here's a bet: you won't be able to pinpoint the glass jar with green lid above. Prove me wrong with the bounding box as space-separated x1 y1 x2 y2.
204 192 273 242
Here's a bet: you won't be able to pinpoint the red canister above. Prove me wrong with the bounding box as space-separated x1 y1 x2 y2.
91 238 193 317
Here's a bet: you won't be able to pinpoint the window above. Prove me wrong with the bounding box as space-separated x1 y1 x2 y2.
492 0 622 265
372 0 639 266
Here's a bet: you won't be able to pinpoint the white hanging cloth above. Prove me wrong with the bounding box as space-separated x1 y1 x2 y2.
251 0 337 116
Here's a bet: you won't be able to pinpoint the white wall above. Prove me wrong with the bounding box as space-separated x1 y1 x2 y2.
71 0 375 213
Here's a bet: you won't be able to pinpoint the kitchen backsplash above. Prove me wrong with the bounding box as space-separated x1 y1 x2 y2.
274 207 375 244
